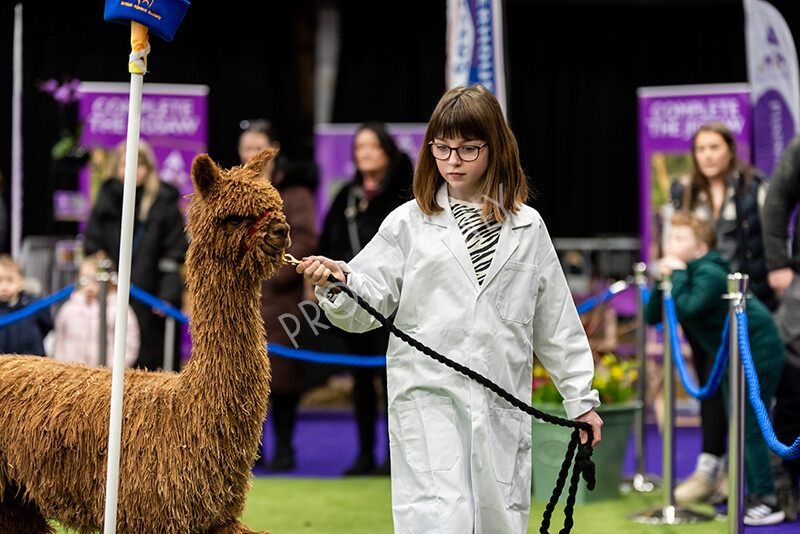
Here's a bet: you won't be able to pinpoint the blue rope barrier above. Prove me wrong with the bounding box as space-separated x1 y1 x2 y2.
129 285 189 324
0 284 76 328
663 294 728 400
126 285 385 366
576 289 613 315
640 284 665 331
576 280 629 315
638 284 650 307
267 343 385 367
737 311 800 460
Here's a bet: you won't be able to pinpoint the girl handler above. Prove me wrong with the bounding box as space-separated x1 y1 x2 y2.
298 84 602 533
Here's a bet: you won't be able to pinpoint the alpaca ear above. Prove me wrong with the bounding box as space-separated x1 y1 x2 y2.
192 154 220 198
246 147 280 175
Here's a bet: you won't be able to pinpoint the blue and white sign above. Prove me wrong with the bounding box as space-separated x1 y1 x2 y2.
446 0 507 115
744 0 800 176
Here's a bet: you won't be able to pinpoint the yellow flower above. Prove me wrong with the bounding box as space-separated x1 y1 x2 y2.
535 352 638 405
611 366 625 382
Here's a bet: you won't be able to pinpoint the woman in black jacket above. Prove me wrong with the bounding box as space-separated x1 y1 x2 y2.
319 122 413 475
83 140 188 371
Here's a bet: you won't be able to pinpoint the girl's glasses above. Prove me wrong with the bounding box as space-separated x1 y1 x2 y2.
428 141 488 162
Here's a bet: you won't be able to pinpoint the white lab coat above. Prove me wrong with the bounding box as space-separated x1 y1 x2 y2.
318 185 599 534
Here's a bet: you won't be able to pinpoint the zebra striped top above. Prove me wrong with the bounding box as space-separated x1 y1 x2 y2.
450 198 502 286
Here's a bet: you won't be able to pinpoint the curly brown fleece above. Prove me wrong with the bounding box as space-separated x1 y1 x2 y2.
0 148 290 534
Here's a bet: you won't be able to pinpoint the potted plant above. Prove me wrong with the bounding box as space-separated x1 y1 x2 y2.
531 353 642 504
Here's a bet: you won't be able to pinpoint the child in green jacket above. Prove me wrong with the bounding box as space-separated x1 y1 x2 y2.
646 212 786 525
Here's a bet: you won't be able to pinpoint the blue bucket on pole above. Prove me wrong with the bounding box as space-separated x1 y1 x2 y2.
104 0 191 41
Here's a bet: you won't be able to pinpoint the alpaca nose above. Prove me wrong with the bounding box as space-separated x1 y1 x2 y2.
273 222 289 241
271 222 290 249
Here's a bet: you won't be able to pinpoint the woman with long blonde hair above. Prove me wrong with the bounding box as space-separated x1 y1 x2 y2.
83 139 187 371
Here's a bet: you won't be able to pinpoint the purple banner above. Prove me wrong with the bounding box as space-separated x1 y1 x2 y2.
77 82 208 364
313 123 427 231
637 84 751 263
77 82 209 218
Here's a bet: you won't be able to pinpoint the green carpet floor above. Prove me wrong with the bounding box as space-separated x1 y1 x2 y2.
55 477 728 533
242 478 724 533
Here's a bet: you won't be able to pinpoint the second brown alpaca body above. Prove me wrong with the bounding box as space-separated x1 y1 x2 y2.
0 148 289 533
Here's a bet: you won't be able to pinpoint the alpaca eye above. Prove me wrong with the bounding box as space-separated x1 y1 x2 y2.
224 215 246 226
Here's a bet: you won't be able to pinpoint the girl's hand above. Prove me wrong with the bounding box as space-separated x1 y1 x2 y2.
297 255 346 287
575 408 603 447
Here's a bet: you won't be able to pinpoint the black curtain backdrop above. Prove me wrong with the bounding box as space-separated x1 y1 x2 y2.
0 1 313 242
504 0 793 237
2 0 800 243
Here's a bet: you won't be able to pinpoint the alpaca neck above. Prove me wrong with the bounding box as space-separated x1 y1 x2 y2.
183 258 269 410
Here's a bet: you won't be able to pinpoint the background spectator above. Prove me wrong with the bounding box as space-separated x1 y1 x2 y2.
0 254 52 357
83 139 187 371
763 134 800 521
646 212 785 526
51 253 139 368
238 119 319 471
666 122 775 506
318 121 413 475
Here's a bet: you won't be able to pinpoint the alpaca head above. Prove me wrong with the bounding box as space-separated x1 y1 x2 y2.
187 148 290 280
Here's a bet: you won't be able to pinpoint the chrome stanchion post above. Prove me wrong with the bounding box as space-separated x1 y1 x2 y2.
629 273 711 524
724 273 747 534
621 262 661 493
97 259 113 368
163 316 176 372
661 272 677 521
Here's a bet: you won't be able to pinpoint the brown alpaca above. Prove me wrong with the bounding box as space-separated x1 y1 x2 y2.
0 149 290 533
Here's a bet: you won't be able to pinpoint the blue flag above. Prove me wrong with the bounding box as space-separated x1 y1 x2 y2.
446 0 507 116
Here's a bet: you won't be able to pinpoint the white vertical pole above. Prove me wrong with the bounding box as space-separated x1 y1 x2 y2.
11 4 23 259
102 70 143 534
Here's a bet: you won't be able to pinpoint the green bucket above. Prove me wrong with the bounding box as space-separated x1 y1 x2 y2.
531 401 641 504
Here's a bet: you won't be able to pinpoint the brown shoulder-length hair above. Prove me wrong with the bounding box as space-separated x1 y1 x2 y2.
684 122 753 211
413 84 530 223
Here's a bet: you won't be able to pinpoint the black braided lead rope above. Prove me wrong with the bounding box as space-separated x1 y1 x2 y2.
330 281 596 533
